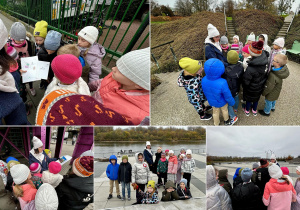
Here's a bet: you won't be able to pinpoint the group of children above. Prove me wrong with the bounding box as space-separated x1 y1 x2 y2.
106 144 196 205
178 23 289 126
0 18 150 125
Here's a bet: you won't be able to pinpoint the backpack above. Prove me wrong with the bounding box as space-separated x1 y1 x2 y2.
224 62 244 96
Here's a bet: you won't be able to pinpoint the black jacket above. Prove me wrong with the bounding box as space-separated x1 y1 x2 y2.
176 186 192 200
56 174 93 210
254 167 271 194
38 46 59 80
223 62 244 97
118 162 132 183
233 176 243 188
152 152 161 174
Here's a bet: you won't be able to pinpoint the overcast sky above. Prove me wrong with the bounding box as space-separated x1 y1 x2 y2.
207 127 300 158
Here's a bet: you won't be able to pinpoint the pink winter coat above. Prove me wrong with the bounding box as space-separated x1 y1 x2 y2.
89 72 149 125
263 178 296 210
167 155 178 174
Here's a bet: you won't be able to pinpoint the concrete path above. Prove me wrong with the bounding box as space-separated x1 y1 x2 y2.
151 60 300 125
94 154 206 209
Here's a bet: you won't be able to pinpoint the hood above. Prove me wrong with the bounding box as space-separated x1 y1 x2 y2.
248 50 269 67
165 180 176 189
269 178 291 191
207 165 218 190
87 43 106 58
0 71 18 93
272 65 289 79
109 155 117 164
135 152 144 163
218 169 229 182
233 167 241 180
259 34 269 47
204 58 225 80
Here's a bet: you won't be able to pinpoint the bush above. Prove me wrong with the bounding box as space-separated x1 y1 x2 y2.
152 60 180 74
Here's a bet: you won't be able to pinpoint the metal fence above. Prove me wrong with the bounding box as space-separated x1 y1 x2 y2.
0 0 149 68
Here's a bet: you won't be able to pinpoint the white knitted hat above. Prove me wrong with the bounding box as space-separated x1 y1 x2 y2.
186 149 192 155
233 35 239 42
78 26 99 45
10 164 30 184
10 22 26 41
273 37 285 48
270 154 276 160
268 164 283 179
32 136 43 149
248 32 256 41
35 183 59 210
207 23 220 38
0 18 8 50
146 141 151 146
296 166 300 172
169 150 174 154
116 47 150 91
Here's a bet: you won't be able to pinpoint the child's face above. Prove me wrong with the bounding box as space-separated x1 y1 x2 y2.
161 154 165 159
247 40 253 45
258 37 265 42
138 155 143 162
157 149 161 153
146 145 151 149
169 153 174 157
35 37 45 45
14 40 24 44
46 49 56 54
111 159 116 165
122 159 127 163
166 152 169 156
242 52 250 58
272 57 281 68
180 182 185 189
78 36 91 48
273 44 280 50
233 38 238 44
47 153 51 158
221 44 228 48
186 154 191 159
270 159 276 163
147 187 153 193
111 66 141 90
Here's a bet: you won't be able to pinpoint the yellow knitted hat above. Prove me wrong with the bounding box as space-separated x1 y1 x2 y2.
147 180 155 188
179 57 202 74
34 20 48 38
44 149 51 155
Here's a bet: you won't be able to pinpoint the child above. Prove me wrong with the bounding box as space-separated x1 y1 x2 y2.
89 47 150 125
259 54 289 116
153 147 162 176
0 160 7 186
218 169 232 194
161 180 179 201
77 26 106 83
178 57 212 120
220 36 230 58
268 37 286 73
177 178 192 200
143 141 153 172
29 162 43 189
141 180 159 204
33 20 48 56
176 153 185 185
281 167 293 185
118 155 132 201
258 34 271 54
246 32 255 45
180 147 186 155
181 149 196 189
106 155 121 199
167 150 178 184
292 166 300 210
202 58 235 126
231 35 243 57
242 45 251 71
224 50 244 125
242 41 268 116
157 152 168 187
44 54 90 95
165 150 169 160
41 161 63 188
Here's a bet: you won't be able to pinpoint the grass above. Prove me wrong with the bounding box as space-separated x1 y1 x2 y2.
151 21 167 24
226 17 232 20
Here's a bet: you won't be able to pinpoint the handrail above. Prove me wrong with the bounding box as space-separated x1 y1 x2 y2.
224 7 227 36
287 7 299 34
151 40 174 50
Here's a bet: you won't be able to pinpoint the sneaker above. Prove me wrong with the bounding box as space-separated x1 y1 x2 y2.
252 109 257 116
117 195 121 199
230 116 238 125
128 197 131 201
200 113 212 120
204 106 213 112
121 197 125 201
259 110 270 116
242 104 250 116
271 108 275 112
29 88 36 96
107 194 112 199
224 119 232 126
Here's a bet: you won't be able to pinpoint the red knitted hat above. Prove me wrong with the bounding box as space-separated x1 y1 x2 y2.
249 40 264 57
51 54 82 84
49 161 61 174
73 156 94 177
242 45 250 54
281 167 289 175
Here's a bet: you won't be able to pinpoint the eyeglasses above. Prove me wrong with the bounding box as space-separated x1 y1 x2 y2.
214 36 220 39
273 60 280 63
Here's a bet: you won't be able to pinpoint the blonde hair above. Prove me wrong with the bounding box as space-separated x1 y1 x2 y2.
57 44 80 58
13 179 36 198
274 54 288 66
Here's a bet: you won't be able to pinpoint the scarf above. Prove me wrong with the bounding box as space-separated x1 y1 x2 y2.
205 36 222 52
146 149 153 155
221 45 229 50
30 149 44 164
12 39 26 48
160 157 166 162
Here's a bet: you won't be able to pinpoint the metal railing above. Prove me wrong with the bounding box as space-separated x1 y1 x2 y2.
287 7 299 34
224 7 227 36
151 40 177 70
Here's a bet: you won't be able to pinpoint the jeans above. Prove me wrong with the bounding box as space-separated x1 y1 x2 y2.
246 101 258 112
121 182 131 198
264 99 276 114
228 95 239 119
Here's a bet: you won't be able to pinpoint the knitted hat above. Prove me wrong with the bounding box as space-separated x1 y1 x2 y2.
122 155 128 161
80 150 93 157
29 162 41 173
161 152 166 156
10 164 30 184
242 45 250 54
116 47 150 91
6 156 19 163
220 36 228 45
78 26 99 45
180 147 185 152
165 150 169 153
227 50 239 64
248 32 255 41
157 147 162 151
260 159 268 166
52 54 82 84
281 167 289 175
249 41 264 57
179 57 202 74
273 37 285 48
186 149 192 155
44 30 62 51
179 178 187 187
233 35 239 42
207 23 220 38
241 168 253 182
10 22 26 41
169 150 174 154
7 160 20 171
34 21 48 39
146 141 151 146
49 162 61 174
270 154 276 160
147 180 155 188
33 136 43 149
72 156 93 177
269 164 283 179
35 183 59 210
6 44 19 60
0 18 8 49
252 162 259 169
296 166 300 172
44 149 51 155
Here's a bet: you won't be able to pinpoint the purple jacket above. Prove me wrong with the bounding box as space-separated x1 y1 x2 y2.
292 178 300 210
176 159 183 183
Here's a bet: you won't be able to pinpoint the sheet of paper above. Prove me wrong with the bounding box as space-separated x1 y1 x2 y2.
59 155 72 165
37 61 50 80
21 56 39 83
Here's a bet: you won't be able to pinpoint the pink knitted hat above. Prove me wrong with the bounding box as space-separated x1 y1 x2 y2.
29 162 41 173
49 161 61 174
242 45 250 54
51 54 82 84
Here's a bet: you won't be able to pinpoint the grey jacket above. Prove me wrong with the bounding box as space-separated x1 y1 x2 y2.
181 158 196 174
131 153 150 184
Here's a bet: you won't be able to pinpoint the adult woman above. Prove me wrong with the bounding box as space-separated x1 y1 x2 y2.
143 141 153 172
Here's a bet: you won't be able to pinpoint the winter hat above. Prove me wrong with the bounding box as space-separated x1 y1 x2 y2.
78 26 99 45
241 168 253 182
269 164 283 179
248 32 255 42
169 150 174 154
179 57 202 74
10 22 26 41
227 50 239 64
270 154 276 160
6 44 19 60
220 36 228 45
242 45 250 54
249 41 264 57
116 47 150 91
29 162 41 173
122 155 128 161
157 147 162 151
52 54 82 84
80 150 93 157
296 166 300 172
49 162 61 174
165 150 169 153
161 152 166 157
207 23 220 38
35 183 59 210
186 149 192 155
146 141 151 146
73 156 93 177
34 21 48 39
180 154 186 158
180 147 185 152
44 149 51 155
260 159 268 166
281 167 289 175
179 178 187 187
6 156 19 163
273 37 285 48
252 162 260 169
44 30 62 51
0 18 8 49
147 180 155 188
233 35 239 42
32 136 43 149
7 160 20 171
10 164 30 184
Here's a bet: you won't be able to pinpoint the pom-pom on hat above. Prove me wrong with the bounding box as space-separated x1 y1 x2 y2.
249 41 264 57
49 162 61 174
44 30 62 51
207 23 220 38
10 22 26 41
78 26 99 45
241 168 253 182
10 164 30 184
220 36 228 45
242 45 250 54
248 32 256 42
179 57 202 74
227 50 239 64
0 18 8 49
33 136 43 149
273 37 285 48
269 164 283 179
30 162 41 173
34 20 48 39
72 156 94 177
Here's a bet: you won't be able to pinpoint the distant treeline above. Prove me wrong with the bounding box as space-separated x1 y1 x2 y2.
207 155 295 164
94 127 206 142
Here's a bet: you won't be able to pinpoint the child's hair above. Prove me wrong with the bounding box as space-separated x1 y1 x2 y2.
274 54 287 66
210 37 215 43
14 179 35 197
280 176 290 185
138 153 143 158
259 35 265 41
34 148 40 154
0 47 17 76
57 44 80 58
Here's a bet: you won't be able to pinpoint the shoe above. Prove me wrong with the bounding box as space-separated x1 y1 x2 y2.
29 88 36 96
205 106 213 112
224 119 232 126
128 197 131 201
271 108 275 112
242 104 250 116
259 110 270 116
121 197 125 201
107 194 112 199
117 195 121 199
252 109 257 116
39 82 44 89
230 116 238 125
200 113 212 120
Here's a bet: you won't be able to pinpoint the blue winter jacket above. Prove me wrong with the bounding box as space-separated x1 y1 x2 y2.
233 167 241 180
106 155 119 181
143 149 153 165
29 150 57 172
202 59 235 108
205 43 228 67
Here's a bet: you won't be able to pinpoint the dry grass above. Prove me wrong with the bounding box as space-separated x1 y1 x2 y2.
286 15 300 49
151 75 161 91
151 16 184 22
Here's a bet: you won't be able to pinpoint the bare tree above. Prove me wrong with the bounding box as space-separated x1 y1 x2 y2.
225 0 235 16
175 0 193 16
277 0 295 15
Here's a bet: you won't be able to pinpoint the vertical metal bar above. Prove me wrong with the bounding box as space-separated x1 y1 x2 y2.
74 0 83 33
66 0 72 33
26 127 31 151
84 0 95 27
54 127 66 158
95 0 107 36
78 0 89 31
22 128 29 158
61 0 66 31
137 32 149 49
